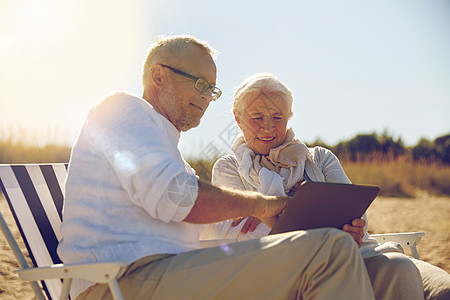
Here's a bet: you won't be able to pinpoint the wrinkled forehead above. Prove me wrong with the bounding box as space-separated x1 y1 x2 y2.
243 91 290 115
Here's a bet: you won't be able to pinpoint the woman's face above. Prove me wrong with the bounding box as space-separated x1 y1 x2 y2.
235 92 290 155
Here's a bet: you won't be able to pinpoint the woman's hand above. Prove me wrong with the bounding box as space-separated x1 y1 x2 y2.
232 216 262 234
342 218 365 247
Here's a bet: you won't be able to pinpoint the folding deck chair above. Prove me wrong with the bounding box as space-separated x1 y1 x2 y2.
0 164 127 300
0 163 426 300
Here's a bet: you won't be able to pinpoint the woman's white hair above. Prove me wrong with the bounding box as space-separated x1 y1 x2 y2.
142 35 217 86
233 73 293 119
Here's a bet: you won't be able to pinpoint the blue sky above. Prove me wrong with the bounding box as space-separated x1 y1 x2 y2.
1 0 449 158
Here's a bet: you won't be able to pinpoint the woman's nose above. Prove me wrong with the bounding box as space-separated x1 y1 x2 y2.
261 118 273 130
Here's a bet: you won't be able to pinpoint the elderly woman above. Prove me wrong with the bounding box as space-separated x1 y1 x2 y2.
200 73 450 300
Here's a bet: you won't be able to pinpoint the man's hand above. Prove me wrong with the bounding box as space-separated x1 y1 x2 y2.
342 218 365 247
255 196 289 229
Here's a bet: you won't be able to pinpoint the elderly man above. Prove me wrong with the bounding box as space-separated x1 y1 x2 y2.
57 35 375 300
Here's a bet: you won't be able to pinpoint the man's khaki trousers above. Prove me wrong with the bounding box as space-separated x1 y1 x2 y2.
78 228 375 300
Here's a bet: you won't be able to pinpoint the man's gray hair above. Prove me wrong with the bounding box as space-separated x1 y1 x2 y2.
233 73 294 119
142 35 217 86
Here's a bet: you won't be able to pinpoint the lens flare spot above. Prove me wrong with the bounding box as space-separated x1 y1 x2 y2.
113 150 138 175
220 244 234 255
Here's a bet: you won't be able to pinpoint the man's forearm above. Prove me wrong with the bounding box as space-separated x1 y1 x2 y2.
183 180 266 224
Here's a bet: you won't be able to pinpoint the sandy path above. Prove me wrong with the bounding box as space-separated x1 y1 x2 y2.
1 193 449 298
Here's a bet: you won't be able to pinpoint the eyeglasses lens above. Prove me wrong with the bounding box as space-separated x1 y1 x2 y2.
195 79 210 93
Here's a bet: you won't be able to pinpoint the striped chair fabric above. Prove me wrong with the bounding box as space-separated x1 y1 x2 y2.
0 164 67 299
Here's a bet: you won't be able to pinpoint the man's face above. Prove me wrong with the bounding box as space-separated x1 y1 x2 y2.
161 45 217 132
235 92 289 155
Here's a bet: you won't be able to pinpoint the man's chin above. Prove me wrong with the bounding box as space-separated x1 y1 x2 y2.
180 119 201 132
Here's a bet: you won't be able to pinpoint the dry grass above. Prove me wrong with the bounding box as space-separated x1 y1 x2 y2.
341 157 450 197
0 126 71 164
1 130 449 196
0 141 70 164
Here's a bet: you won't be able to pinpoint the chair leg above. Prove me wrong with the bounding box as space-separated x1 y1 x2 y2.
410 244 420 260
59 278 72 300
108 279 125 300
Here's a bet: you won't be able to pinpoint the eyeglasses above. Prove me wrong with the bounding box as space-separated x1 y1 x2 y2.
160 64 222 101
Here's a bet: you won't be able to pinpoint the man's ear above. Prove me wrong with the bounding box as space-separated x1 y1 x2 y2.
151 64 164 88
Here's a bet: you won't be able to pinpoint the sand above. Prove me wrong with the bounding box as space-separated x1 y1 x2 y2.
366 191 450 272
1 192 449 299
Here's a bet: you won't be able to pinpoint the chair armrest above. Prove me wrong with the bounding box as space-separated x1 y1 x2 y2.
15 261 128 283
370 232 425 247
370 232 425 259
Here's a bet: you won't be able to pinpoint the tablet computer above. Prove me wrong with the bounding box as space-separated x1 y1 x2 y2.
269 181 380 235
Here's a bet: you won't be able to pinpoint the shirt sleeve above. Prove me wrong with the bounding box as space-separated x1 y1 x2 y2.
314 147 351 184
211 155 247 190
